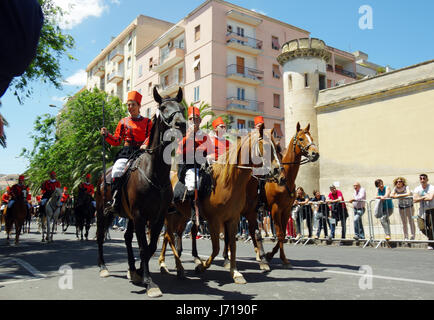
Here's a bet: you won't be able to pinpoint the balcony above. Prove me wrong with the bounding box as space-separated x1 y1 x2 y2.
334 67 357 79
95 65 105 77
159 79 184 97
226 97 264 114
109 47 124 63
226 10 262 26
107 70 124 84
226 32 263 55
226 64 264 85
153 46 185 73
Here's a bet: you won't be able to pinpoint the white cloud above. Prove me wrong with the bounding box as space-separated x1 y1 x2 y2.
53 0 108 29
63 69 87 87
251 8 267 16
110 0 121 4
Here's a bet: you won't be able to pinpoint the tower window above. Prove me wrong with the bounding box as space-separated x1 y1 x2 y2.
304 73 309 87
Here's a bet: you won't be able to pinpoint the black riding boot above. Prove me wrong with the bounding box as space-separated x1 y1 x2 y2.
105 177 122 215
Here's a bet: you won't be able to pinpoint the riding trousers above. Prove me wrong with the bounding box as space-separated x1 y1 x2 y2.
7 200 30 209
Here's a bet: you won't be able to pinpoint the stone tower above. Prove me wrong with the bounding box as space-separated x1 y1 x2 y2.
277 38 331 194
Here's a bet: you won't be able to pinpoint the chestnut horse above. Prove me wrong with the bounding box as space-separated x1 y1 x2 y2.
5 193 28 245
245 123 319 268
158 127 284 283
95 87 186 298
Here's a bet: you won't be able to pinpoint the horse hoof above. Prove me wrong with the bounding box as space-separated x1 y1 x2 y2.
99 269 110 278
223 260 230 270
130 271 143 285
233 271 246 284
259 262 270 271
147 287 163 298
195 264 205 274
159 263 170 275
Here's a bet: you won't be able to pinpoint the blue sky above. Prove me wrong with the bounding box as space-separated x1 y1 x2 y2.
1 0 433 175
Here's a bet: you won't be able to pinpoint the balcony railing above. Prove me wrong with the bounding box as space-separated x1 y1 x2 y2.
226 97 264 113
109 47 124 63
226 64 264 83
335 68 357 79
153 45 185 73
107 69 124 83
226 32 263 52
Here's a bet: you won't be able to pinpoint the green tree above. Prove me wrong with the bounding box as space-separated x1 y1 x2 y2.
21 89 126 193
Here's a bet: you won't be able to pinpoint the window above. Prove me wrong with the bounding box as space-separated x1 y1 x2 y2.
273 94 280 108
272 64 281 79
149 57 153 70
272 36 280 50
127 56 131 69
163 74 169 88
194 86 200 102
288 74 293 90
327 79 332 88
193 55 200 71
194 25 200 41
236 27 244 37
273 123 283 138
304 73 309 87
126 79 131 92
148 82 152 95
319 74 326 90
138 65 143 78
178 67 184 84
237 88 245 100
237 119 246 129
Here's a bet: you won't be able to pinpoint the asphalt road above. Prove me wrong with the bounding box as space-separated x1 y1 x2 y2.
1 221 433 302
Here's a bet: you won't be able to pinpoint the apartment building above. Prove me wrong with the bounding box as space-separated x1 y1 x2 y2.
85 0 366 143
86 15 174 102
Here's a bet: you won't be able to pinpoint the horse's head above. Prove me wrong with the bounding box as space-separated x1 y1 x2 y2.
153 86 186 135
237 126 284 183
293 122 319 162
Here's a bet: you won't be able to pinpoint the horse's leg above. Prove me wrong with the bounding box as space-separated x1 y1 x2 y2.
191 222 205 273
124 219 140 283
158 232 170 274
134 215 162 298
201 219 221 272
249 213 270 271
15 219 22 245
227 219 246 284
97 210 113 277
265 208 282 263
85 213 91 240
223 223 230 270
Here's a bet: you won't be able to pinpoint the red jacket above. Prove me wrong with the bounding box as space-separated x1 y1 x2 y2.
212 136 231 161
41 179 61 194
79 182 94 196
1 193 10 203
176 130 213 164
10 184 30 200
60 193 69 203
105 116 152 147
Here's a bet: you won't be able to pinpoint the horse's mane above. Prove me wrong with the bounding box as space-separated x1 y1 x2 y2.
146 114 158 148
212 132 254 185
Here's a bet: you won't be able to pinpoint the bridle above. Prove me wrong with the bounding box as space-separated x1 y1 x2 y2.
280 131 318 165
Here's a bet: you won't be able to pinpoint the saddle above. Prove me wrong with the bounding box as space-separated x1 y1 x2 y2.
173 163 214 204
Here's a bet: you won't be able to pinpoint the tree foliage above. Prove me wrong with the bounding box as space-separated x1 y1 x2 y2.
21 89 127 194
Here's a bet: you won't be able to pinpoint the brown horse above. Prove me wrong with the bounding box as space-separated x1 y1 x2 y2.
258 122 319 268
5 194 28 245
95 87 186 298
158 127 284 283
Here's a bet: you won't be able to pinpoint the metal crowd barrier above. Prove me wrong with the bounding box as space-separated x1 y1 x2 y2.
285 197 434 249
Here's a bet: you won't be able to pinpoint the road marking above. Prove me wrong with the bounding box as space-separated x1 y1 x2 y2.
0 258 46 286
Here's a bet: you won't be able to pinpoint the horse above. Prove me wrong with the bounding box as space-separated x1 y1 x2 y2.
5 194 28 245
41 188 63 242
95 87 186 298
22 204 33 234
159 126 284 284
254 123 319 268
75 188 94 240
60 197 74 232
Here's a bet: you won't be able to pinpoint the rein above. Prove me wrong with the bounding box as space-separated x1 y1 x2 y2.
279 133 317 165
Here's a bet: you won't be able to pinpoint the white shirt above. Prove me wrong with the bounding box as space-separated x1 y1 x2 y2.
413 184 434 218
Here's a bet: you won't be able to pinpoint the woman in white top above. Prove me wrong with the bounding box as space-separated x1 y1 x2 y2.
390 177 415 240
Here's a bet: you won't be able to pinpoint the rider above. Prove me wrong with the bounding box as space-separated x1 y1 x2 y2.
8 175 31 212
253 116 268 215
100 91 153 214
40 171 61 214
60 187 69 206
78 173 96 209
1 186 10 213
209 116 231 162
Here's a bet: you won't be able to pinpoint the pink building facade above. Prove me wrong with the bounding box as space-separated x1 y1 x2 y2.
132 0 357 144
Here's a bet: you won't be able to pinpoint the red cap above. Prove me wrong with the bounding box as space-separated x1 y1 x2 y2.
6 186 11 192
63 187 68 191
188 106 201 118
86 173 91 179
50 171 56 176
127 91 142 105
212 117 225 129
19 175 25 181
254 116 264 126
